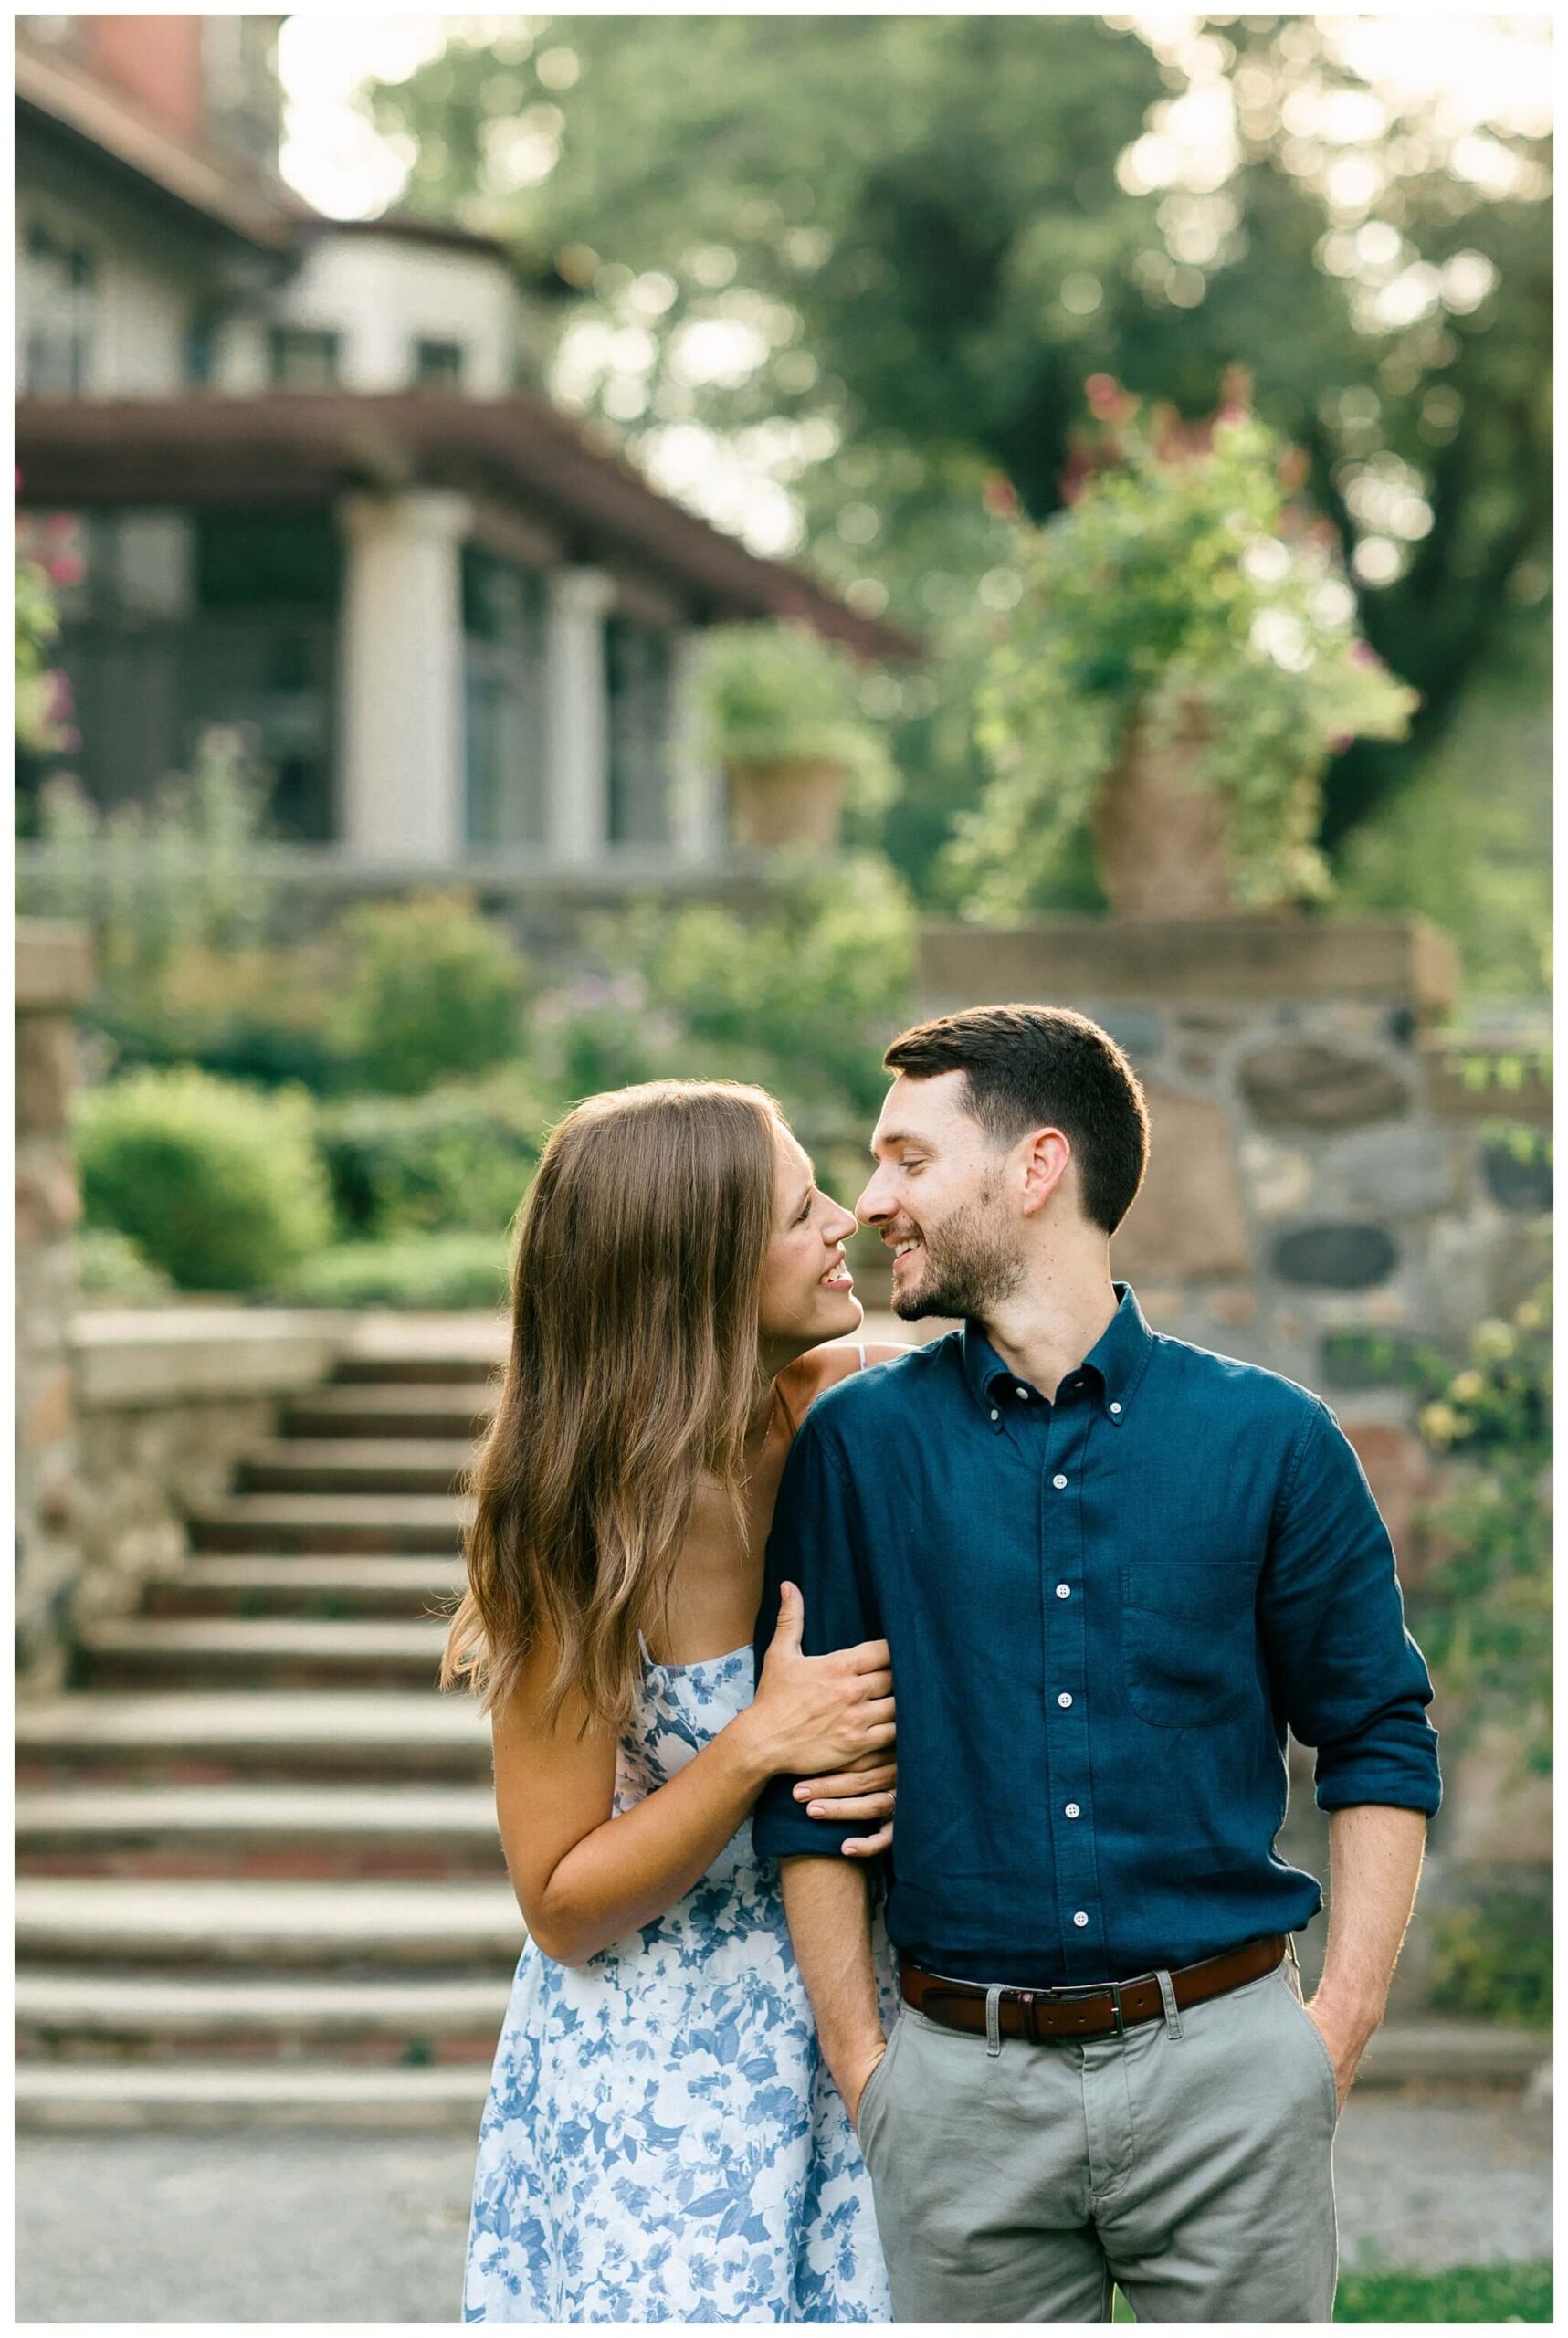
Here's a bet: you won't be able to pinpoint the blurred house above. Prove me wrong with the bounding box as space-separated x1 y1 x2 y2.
15 16 910 875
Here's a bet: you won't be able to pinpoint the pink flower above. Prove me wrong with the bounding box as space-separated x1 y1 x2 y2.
1352 641 1383 669
47 551 83 587
983 473 1020 518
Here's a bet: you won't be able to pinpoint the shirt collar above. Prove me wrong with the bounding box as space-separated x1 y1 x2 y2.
959 1282 1153 1425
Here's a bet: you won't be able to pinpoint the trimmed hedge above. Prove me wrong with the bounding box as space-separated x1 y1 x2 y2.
277 1233 510 1311
76 1068 332 1292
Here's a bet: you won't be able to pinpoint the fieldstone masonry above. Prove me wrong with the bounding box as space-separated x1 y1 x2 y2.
919 914 1553 1914
16 922 94 1692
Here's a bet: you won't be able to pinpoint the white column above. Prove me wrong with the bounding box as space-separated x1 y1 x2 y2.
336 490 470 863
668 627 728 864
543 566 615 866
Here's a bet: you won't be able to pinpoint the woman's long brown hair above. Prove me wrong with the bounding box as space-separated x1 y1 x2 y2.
441 1079 782 1731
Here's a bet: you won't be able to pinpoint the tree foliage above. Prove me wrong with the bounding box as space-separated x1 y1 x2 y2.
363 16 1551 890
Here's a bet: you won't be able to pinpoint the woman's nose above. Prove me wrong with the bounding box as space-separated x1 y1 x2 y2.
823 1198 858 1245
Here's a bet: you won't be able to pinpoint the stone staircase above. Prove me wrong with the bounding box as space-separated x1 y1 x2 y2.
16 1331 521 2130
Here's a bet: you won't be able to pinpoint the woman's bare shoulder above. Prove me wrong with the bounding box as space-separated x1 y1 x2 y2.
783 1337 911 1415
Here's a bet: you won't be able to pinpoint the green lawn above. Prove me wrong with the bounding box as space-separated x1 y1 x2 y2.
1110 2263 1552 2322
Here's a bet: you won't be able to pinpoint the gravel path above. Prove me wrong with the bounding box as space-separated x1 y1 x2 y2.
15 2089 1552 2324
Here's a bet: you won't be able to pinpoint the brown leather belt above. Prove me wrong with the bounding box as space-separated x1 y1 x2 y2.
900 1933 1287 2043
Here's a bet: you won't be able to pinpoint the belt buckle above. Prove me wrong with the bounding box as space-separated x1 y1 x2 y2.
1045 1977 1126 2038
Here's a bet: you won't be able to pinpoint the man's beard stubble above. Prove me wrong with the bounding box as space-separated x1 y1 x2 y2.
891 1185 1023 1322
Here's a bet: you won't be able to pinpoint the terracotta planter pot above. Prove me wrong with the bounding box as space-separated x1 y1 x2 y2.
726 758 845 850
1092 711 1234 919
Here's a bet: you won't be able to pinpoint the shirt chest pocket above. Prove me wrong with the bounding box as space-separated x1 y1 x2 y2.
1119 1561 1257 1729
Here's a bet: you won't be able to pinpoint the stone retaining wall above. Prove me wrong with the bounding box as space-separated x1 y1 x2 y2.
62 1311 347 1648
919 914 1552 1890
16 922 95 1691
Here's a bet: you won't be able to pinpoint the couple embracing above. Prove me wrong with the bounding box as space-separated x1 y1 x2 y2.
456 1003 1440 2324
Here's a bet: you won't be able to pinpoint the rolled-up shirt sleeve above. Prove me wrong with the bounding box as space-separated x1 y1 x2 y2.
1259 1395 1442 1816
752 1414 883 1863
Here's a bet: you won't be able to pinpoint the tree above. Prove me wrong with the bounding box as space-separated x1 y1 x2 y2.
363 15 1551 891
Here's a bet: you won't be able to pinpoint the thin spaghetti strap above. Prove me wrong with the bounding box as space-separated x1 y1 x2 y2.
773 1378 801 1441
855 1342 867 1373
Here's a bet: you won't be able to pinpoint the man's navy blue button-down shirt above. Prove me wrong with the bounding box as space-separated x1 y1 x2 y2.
752 1283 1441 1985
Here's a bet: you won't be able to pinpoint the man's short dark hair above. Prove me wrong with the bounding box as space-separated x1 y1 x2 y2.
883 1003 1150 1236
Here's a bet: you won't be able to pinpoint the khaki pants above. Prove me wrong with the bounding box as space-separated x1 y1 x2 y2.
855 1948 1339 2323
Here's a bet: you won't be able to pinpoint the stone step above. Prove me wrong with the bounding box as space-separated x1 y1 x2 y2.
16 1782 504 1879
144 1553 466 1619
336 1355 502 1384
16 1878 524 1968
77 1615 449 1691
188 1493 468 1553
237 1439 475 1498
16 1969 510 2060
16 1690 491 1785
15 2059 492 2130
285 1385 496 1439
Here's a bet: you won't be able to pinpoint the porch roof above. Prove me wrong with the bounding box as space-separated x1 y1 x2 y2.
15 392 921 661
15 36 299 254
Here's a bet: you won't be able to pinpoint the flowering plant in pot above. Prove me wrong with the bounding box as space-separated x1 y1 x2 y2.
695 620 895 850
947 375 1419 920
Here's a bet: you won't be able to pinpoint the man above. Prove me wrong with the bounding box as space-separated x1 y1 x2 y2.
752 1003 1440 2323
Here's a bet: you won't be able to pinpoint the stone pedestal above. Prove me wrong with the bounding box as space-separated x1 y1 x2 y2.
16 922 94 1692
336 490 470 863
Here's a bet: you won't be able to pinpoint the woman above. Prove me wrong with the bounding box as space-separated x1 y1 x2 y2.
449 1079 905 2323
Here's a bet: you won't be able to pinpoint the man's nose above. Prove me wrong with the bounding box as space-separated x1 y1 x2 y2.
856 1169 892 1226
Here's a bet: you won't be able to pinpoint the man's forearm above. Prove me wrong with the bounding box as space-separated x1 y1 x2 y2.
1313 1803 1427 2045
780 1855 885 2121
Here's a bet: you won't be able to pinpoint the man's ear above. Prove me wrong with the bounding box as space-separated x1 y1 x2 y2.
1018 1126 1072 1217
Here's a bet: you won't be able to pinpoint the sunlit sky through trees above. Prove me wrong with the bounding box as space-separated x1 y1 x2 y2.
275 11 1552 561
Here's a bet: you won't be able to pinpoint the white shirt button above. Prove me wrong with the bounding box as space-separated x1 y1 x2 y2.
1056 1583 1070 1599
1110 1402 1122 1416
1073 1911 1089 1928
990 1408 999 1421
1058 1691 1073 1708
1052 1473 1068 1490
1016 1385 1029 1400
1065 1802 1081 1818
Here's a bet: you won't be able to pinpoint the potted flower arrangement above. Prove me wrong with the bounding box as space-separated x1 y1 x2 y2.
695 620 895 851
948 375 1419 920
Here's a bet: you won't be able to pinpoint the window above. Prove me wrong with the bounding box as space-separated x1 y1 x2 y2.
413 338 466 389
462 548 548 850
268 325 340 388
19 220 96 394
607 618 675 846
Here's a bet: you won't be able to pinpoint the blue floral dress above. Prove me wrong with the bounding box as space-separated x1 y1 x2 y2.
462 1636 895 2322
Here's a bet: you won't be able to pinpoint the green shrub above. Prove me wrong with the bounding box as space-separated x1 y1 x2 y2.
22 731 275 988
277 1232 510 1311
1415 1279 1552 1777
642 856 915 1121
94 940 357 1095
313 1076 552 1238
333 891 528 1095
76 1068 332 1291
1426 1890 1552 2029
71 1227 175 1307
